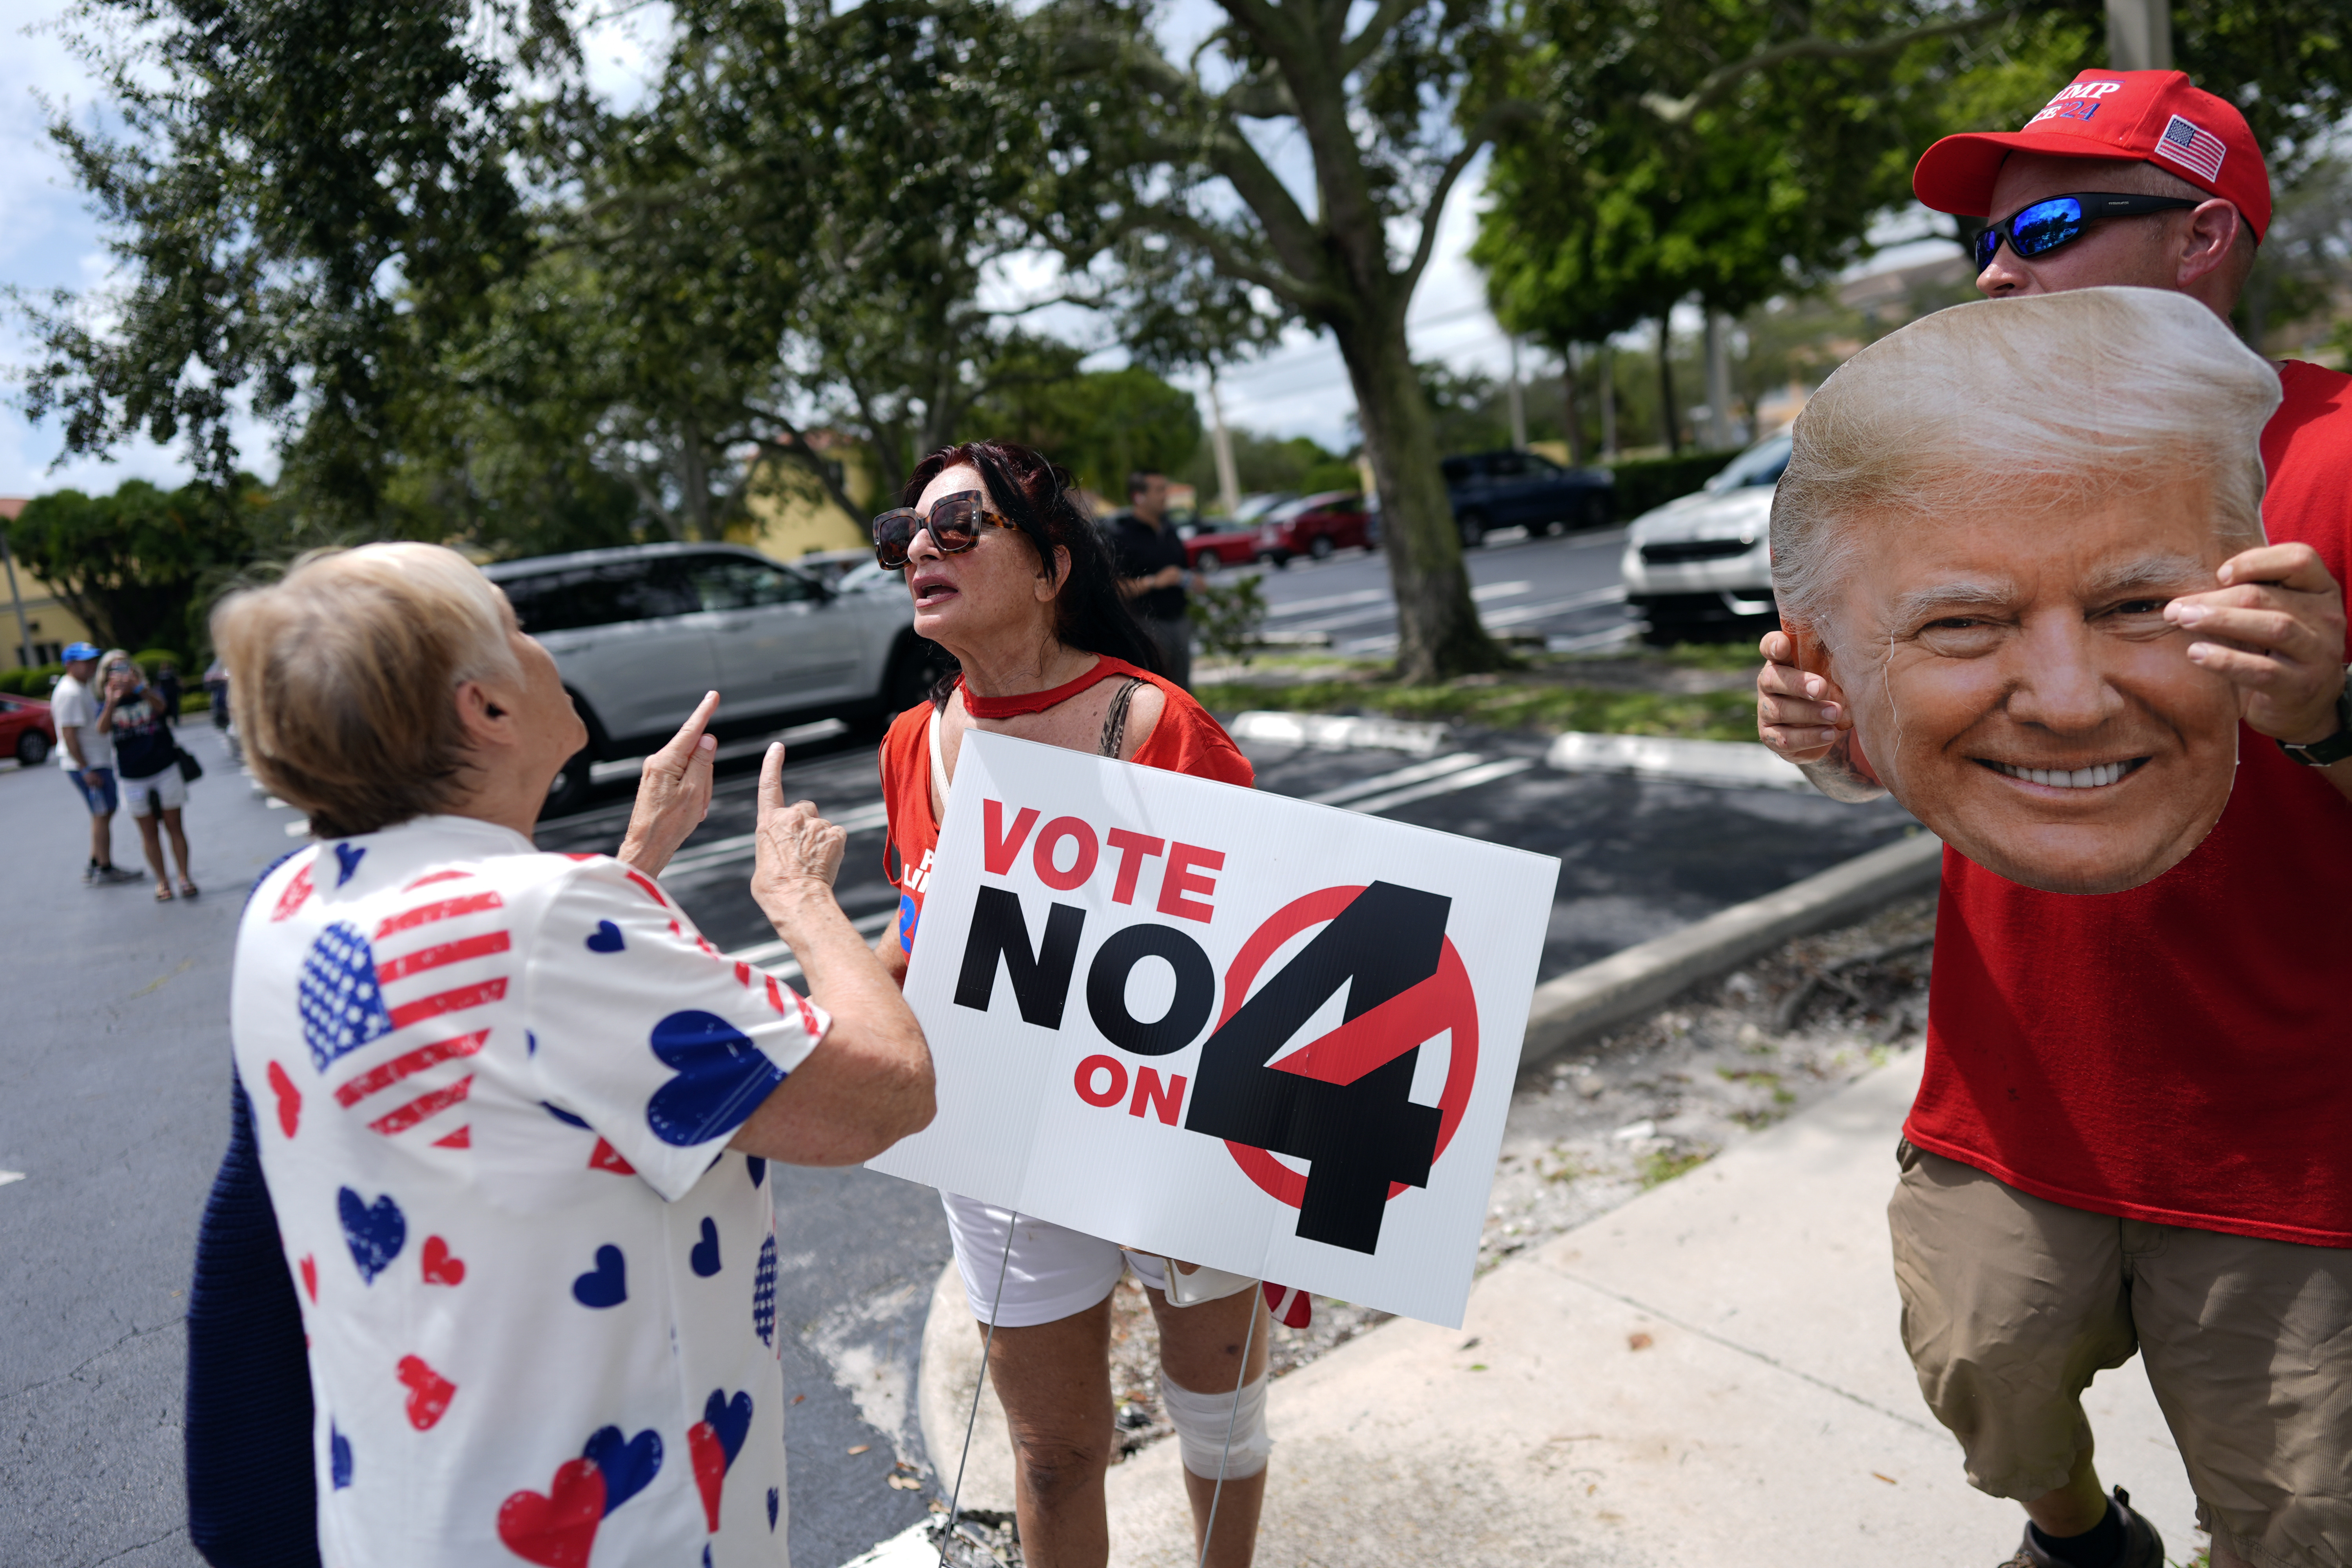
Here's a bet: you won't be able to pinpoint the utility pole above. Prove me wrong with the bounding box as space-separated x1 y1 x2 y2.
1598 344 1619 460
1506 336 1528 451
1207 372 1241 519
2106 0 2171 70
0 525 31 670
1703 309 1738 451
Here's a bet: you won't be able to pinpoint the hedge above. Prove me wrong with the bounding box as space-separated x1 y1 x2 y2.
0 664 63 697
1606 448 1742 523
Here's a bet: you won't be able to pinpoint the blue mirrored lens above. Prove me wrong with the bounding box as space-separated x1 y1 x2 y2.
2009 196 2087 258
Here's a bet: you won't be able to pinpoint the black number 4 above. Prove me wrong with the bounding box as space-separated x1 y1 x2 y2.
1185 882 1450 1254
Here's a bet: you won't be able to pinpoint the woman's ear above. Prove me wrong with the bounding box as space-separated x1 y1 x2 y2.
1032 544 1072 602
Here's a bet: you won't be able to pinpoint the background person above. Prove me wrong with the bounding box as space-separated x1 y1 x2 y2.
1754 70 2352 1568
103 655 199 900
1109 469 1198 690
50 640 139 886
154 657 184 727
205 541 934 1566
871 441 1266 1568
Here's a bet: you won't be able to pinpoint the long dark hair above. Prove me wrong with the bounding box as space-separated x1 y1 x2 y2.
902 440 1165 702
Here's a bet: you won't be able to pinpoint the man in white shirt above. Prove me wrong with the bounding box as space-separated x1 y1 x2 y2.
50 640 138 885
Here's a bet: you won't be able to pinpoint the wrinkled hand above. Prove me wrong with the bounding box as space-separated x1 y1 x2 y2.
2166 543 2349 744
616 691 720 877
751 742 846 910
1755 630 1884 803
1755 630 1847 763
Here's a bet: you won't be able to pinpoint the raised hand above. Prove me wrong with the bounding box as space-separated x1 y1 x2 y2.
1755 630 1885 803
752 741 847 906
2167 543 2349 745
616 690 721 876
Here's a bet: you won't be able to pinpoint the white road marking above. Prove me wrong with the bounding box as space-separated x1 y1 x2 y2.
1477 585 1628 628
726 910 898 978
1470 580 1533 601
1303 753 1487 806
1338 756 1536 815
0 1171 24 1188
659 799 893 880
1261 586 1389 620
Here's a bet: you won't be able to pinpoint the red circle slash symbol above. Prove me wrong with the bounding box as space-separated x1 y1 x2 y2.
1185 882 1475 1255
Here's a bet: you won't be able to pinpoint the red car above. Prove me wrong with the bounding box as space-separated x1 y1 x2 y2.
1255 490 1373 566
1178 516 1263 572
0 692 55 767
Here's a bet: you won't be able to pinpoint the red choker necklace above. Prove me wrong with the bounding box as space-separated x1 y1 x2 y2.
958 658 1123 718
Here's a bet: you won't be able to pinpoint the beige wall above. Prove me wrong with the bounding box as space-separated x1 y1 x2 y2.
727 445 874 562
0 498 96 666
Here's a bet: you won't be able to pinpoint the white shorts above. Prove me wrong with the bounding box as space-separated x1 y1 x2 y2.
941 1193 1176 1328
121 768 187 816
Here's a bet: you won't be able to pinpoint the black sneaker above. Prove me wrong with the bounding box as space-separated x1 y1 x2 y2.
91 864 143 886
1999 1488 2164 1568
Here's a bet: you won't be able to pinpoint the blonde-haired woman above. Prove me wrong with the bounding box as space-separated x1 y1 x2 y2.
101 653 198 900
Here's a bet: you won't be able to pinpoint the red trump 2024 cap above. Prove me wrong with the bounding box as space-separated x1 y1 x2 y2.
1913 69 2271 241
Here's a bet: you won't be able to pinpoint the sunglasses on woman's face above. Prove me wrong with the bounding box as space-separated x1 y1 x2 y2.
1973 192 2200 272
870 491 1019 570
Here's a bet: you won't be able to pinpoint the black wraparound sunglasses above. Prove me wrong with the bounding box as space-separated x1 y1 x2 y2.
1973 192 2200 271
870 490 1020 570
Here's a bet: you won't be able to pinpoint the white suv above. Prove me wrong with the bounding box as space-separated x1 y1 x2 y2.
483 543 940 812
1619 434 1791 646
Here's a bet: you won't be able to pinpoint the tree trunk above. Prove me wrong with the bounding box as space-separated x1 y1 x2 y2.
1335 311 1506 684
1656 318 1681 457
1559 342 1585 465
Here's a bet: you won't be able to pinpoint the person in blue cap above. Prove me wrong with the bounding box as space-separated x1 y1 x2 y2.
51 641 140 885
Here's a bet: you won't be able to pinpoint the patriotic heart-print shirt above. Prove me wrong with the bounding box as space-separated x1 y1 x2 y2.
231 815 826 1568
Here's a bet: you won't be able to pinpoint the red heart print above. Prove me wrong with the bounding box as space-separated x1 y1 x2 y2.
587 1138 636 1176
421 1236 466 1287
495 1457 606 1568
298 1255 318 1303
266 1061 302 1139
687 1422 726 1532
396 1354 457 1430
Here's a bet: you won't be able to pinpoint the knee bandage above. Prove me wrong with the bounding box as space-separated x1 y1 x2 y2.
1159 1370 1272 1480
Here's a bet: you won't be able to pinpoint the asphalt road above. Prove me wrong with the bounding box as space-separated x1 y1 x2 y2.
0 529 1912 1568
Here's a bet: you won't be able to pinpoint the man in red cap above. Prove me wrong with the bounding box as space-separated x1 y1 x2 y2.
1753 70 2352 1568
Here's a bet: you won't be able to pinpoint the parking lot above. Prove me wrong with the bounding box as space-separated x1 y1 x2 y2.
0 526 1914 1568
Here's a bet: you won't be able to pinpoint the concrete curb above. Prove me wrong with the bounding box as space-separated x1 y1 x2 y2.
914 1258 1018 1515
1517 829 1944 1071
1544 730 1813 791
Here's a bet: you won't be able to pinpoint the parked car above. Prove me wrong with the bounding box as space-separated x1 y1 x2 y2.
481 543 944 814
1442 450 1614 547
1255 490 1374 566
0 692 54 766
1178 514 1261 572
1617 433 1792 645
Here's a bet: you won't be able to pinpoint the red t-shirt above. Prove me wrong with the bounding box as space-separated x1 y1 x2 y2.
1907 361 2352 1247
878 657 1254 956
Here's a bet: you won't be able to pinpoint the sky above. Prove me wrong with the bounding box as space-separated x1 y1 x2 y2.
0 0 1958 499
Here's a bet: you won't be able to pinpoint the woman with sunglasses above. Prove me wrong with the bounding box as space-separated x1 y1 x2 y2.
871 441 1270 1568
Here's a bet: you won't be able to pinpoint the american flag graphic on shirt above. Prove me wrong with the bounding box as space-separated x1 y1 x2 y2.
2154 114 2227 181
296 868 510 1149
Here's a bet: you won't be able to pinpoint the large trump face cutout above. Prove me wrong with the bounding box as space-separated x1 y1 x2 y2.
1772 289 2280 895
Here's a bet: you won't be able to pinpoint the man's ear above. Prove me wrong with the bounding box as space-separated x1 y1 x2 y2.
1780 618 1836 681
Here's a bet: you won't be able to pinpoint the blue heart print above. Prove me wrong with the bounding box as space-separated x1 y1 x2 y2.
330 1425 352 1490
746 1156 766 1189
585 920 625 954
541 1101 591 1129
299 922 392 1072
767 1487 779 1531
690 1217 722 1278
582 1425 662 1515
704 1388 753 1467
572 1244 627 1308
337 1187 405 1284
333 842 366 886
644 1011 787 1147
753 1235 777 1347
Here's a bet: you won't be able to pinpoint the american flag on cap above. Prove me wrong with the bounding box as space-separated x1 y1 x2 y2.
2154 114 2228 181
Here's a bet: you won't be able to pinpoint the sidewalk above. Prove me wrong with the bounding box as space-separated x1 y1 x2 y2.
1080 1047 2199 1567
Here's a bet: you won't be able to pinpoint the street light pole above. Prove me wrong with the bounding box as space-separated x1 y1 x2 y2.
2107 0 2171 70
1506 336 1528 451
1207 372 1242 519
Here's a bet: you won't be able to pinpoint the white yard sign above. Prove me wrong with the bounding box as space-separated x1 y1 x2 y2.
867 731 1560 1327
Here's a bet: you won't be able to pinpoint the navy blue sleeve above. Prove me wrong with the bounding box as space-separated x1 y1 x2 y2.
185 1070 320 1567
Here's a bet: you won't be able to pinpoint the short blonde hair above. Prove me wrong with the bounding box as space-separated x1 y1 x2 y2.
1771 287 2279 639
213 543 523 837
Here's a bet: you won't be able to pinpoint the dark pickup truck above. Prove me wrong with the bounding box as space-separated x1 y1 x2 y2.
1441 449 1614 547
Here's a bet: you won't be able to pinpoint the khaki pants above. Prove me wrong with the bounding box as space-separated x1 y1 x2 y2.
1889 1140 2352 1568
